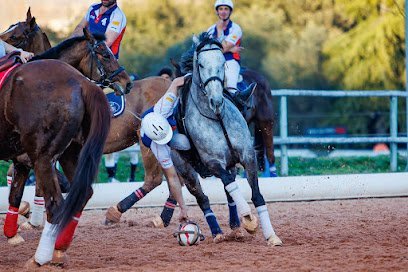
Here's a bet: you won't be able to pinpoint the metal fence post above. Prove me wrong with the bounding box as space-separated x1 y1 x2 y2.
390 96 398 171
280 96 288 176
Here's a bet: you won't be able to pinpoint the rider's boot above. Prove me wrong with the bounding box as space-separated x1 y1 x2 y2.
231 83 257 107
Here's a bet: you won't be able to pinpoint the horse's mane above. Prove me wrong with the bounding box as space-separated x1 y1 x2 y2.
31 33 106 61
179 32 222 74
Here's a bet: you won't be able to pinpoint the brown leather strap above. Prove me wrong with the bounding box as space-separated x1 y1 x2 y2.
0 51 22 72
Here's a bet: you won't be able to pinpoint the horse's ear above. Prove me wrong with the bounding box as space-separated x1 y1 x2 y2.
83 28 95 42
192 35 200 46
29 17 37 29
26 7 32 23
170 58 182 77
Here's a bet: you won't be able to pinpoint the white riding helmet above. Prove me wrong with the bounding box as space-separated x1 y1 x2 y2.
141 112 173 145
214 0 234 10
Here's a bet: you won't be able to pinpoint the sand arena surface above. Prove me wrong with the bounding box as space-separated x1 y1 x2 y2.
0 197 407 271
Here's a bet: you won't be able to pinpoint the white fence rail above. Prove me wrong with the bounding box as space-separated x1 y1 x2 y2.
273 90 408 176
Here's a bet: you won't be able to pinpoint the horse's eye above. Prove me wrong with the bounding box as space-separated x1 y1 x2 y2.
10 35 17 40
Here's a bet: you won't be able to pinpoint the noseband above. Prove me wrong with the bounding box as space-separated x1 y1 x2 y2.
195 44 224 95
88 40 125 87
8 23 41 49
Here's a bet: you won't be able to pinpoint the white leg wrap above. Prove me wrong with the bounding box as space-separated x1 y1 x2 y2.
104 153 116 167
225 182 251 216
129 151 139 165
257 205 276 240
7 175 12 192
30 197 45 227
34 222 58 265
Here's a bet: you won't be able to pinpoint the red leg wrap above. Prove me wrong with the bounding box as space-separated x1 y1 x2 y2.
4 206 19 238
55 212 82 251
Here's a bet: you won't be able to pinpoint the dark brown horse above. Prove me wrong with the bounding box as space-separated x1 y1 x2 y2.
0 59 112 266
1 27 132 267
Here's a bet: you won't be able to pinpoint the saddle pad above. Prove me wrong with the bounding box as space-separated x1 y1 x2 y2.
106 91 125 118
0 64 20 90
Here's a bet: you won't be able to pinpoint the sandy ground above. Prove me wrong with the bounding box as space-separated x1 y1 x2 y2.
0 197 407 271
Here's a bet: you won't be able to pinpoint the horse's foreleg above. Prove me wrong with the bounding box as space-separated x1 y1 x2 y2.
172 152 223 239
224 189 240 229
4 162 30 244
244 157 282 246
105 144 163 224
259 120 278 177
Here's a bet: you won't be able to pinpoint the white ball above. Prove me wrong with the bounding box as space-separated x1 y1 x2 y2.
176 223 202 246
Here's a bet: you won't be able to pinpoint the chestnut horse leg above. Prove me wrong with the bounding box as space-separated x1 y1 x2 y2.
4 162 30 245
258 119 277 177
105 141 166 224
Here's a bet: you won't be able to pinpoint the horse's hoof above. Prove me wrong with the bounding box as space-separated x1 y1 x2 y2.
18 201 30 218
213 234 225 244
7 234 25 245
24 258 41 269
151 216 164 228
105 206 122 224
267 234 283 246
242 214 258 234
19 221 42 231
228 227 246 241
51 250 68 267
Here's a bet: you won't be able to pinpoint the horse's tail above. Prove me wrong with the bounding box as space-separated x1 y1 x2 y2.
55 84 111 232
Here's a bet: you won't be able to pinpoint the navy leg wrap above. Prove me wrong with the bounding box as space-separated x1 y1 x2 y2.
225 190 240 229
117 188 146 213
160 198 177 227
204 209 222 236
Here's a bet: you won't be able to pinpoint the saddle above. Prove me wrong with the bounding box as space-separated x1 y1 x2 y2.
0 51 22 72
175 76 213 178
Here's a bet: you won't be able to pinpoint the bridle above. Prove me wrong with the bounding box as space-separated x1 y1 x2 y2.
88 40 125 87
6 23 41 49
194 41 224 96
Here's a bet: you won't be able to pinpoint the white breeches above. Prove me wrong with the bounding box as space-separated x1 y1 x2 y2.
224 59 240 92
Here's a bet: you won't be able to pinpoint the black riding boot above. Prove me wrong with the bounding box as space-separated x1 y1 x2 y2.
231 82 257 107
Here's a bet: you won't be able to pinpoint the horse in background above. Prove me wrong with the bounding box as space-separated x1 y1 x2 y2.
0 8 51 54
171 32 282 246
171 57 277 177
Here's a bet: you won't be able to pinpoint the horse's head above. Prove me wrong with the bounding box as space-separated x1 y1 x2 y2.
0 8 51 54
82 28 133 95
192 33 225 115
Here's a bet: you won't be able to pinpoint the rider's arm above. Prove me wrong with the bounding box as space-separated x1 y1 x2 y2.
0 40 34 63
70 17 89 38
153 76 185 118
104 9 126 48
221 24 242 54
162 166 188 222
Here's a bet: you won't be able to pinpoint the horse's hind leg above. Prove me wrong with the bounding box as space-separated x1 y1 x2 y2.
258 120 278 177
6 163 36 220
29 158 64 266
244 157 282 246
172 152 223 240
4 162 30 244
105 143 164 224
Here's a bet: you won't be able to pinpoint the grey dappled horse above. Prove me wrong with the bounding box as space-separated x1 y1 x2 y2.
172 33 281 246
